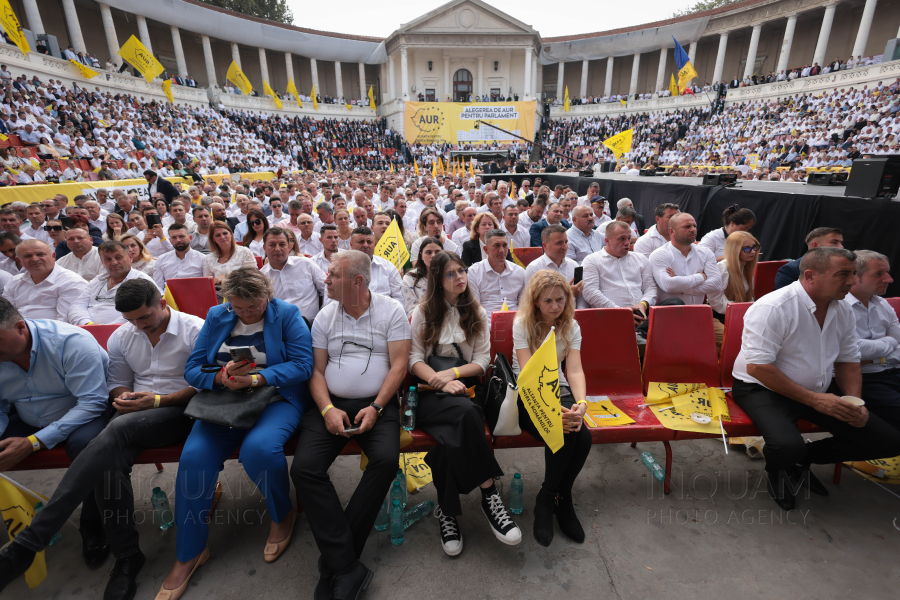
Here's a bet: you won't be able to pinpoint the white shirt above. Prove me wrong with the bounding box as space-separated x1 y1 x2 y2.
370 255 405 305
566 226 605 265
582 249 657 309
295 231 323 255
707 259 750 314
524 254 586 309
67 268 156 325
501 222 530 251
842 293 900 373
698 227 727 259
261 256 327 323
153 248 206 290
512 318 582 387
733 281 861 393
3 265 88 321
649 242 722 305
310 249 336 274
0 256 23 276
56 247 103 281
467 259 526 313
106 309 205 395
633 225 667 257
410 235 459 262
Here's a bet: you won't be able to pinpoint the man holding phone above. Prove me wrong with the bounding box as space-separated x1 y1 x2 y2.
140 208 173 258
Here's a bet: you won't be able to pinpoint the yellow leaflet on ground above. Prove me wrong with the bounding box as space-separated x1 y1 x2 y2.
650 403 723 435
645 382 705 404
585 398 635 427
360 429 415 469
855 455 900 485
0 475 47 588
401 452 433 492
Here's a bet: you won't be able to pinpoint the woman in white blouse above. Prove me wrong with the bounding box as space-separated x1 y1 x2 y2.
241 209 268 257
697 205 756 261
708 230 758 316
204 221 258 283
401 236 442 316
409 251 521 557
334 209 354 250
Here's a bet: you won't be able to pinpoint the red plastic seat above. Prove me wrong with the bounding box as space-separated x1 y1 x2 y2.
643 304 719 394
6 134 22 147
167 277 218 319
80 323 123 350
255 256 264 269
719 302 752 388
489 310 516 364
753 260 787 300
885 297 900 318
511 247 543 267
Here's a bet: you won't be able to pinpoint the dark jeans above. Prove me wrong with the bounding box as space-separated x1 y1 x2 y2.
13 407 193 558
636 297 685 336
2 411 111 527
861 369 900 432
732 380 900 473
291 395 400 575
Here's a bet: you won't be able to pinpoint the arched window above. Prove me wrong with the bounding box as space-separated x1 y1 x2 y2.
453 69 473 102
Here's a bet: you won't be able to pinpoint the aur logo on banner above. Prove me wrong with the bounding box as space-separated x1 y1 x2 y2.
409 106 445 134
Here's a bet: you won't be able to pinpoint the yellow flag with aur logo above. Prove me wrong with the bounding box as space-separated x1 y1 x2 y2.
373 219 409 272
286 78 302 108
602 129 633 160
70 59 98 80
263 81 282 109
161 80 174 104
517 328 564 453
0 475 48 588
0 0 30 56
226 61 252 96
117 35 164 82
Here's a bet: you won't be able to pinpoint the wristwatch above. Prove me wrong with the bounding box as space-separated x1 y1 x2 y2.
369 402 384 418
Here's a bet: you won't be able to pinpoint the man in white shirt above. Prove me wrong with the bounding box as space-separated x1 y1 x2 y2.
566 206 605 265
4 240 88 321
190 206 211 254
467 230 526 313
20 205 51 244
732 247 900 510
524 225 585 307
634 203 680 257
500 205 530 251
296 214 323 255
68 240 156 325
153 224 205 291
56 228 102 281
844 250 900 431
349 227 404 305
260 228 327 325
84 201 107 235
311 224 340 274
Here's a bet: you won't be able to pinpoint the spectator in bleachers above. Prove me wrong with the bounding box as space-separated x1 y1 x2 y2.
410 208 459 263
732 247 900 510
708 231 759 317
525 225 585 306
203 221 258 284
295 213 323 256
844 251 900 431
120 234 155 279
104 213 127 241
461 213 502 267
349 227 404 305
698 205 757 261
190 206 211 254
774 227 844 291
260 228 326 326
634 203 680 257
3 240 87 321
467 229 525 313
566 205 605 265
0 231 23 276
56 227 102 281
144 170 179 204
401 236 442 317
43 219 66 249
409 250 521 555
512 270 591 546
153 224 205 291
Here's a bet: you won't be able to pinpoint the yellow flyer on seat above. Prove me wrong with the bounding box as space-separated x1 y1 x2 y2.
650 404 722 434
645 382 705 404
584 396 635 427
645 383 730 434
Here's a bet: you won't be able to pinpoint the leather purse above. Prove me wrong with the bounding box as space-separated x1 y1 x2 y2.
184 365 280 429
482 352 522 436
427 342 478 391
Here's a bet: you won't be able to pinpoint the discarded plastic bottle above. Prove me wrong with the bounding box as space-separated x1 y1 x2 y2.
403 500 434 530
150 487 175 530
374 495 389 532
33 502 61 545
390 500 404 546
395 468 408 508
640 451 665 481
402 387 418 431
509 473 524 515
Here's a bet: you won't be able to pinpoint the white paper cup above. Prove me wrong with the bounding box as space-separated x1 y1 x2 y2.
841 396 865 407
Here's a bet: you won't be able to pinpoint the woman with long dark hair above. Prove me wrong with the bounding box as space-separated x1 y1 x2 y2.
401 236 442 316
241 209 269 257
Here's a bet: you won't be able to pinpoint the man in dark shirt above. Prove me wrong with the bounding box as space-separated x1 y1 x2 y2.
774 227 845 290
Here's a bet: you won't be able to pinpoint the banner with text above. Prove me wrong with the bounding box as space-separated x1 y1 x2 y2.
404 101 535 145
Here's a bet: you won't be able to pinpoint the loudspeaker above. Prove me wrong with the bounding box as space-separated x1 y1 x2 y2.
845 157 900 199
639 169 655 177
807 172 833 186
600 161 614 173
702 173 737 186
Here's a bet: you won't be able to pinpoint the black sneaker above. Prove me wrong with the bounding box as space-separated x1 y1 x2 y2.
434 507 463 556
0 542 35 593
481 491 522 545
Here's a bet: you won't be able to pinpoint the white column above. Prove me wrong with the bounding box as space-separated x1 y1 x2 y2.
776 15 798 73
556 61 564 100
712 33 729 84
136 15 152 54
231 43 242 69
813 3 838 67
98 3 119 62
655 47 668 92
285 53 294 84
358 62 366 100
688 41 698 64
852 0 879 58
201 35 216 87
310 58 320 92
170 26 187 77
531 57 538 97
579 58 588 98
60 0 86 54
477 56 484 97
22 0 44 35
744 24 762 79
388 56 396 100
259 48 270 87
444 55 451 100
605 56 614 96
400 47 409 100
525 48 534 99
628 52 640 96
334 61 344 100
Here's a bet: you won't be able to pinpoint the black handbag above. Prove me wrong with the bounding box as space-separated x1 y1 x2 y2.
184 366 281 429
426 342 478 390
482 352 522 435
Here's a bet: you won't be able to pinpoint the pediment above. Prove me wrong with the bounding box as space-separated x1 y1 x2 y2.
398 0 536 36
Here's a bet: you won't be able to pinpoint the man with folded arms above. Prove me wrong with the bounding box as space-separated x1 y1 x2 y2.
153 224 205 291
56 227 102 281
261 228 327 326
0 280 203 600
0 298 112 580
467 229 525 313
4 240 87 321
732 247 900 510
291 250 410 599
68 241 156 325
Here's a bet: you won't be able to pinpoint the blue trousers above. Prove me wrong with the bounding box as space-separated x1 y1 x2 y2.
174 399 302 562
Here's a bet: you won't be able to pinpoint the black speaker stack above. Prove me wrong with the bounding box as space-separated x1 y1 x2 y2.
702 173 737 187
844 157 900 199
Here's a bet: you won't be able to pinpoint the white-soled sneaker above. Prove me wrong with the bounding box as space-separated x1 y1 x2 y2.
481 491 522 545
434 506 463 556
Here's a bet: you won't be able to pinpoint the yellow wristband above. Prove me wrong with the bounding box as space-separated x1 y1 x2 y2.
251 374 259 387
453 367 461 379
576 399 588 406
321 404 334 416
881 357 886 365
154 394 161 408
27 435 40 452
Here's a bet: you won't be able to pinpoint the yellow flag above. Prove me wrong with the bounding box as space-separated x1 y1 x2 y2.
0 0 30 55
0 133 7 142
414 158 419 176
69 59 98 80
602 129 634 160
390 162 394 173
263 81 282 109
163 285 180 311
563 85 570 112
517 329 564 453
510 241 525 268
669 73 679 97
312 85 318 111
469 157 475 178
226 61 252 96
117 35 164 82
368 85 376 110
161 79 174 103
620 98 627 106
286 78 303 107
345 101 352 110
327 157 332 173
373 218 409 272
0 475 48 588
431 158 437 178
501 299 509 312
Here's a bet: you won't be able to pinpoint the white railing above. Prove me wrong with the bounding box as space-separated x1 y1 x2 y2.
215 90 377 119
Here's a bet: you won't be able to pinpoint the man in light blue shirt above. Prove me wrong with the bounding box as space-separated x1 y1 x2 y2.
0 299 113 566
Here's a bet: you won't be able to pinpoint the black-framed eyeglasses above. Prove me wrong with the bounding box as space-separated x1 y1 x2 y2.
44 225 64 232
742 245 760 253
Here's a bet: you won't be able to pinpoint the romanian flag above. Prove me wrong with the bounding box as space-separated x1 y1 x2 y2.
672 36 698 94
563 86 570 112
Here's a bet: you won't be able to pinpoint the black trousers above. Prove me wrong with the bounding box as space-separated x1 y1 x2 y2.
416 392 503 517
861 369 900 431
291 395 399 574
517 390 591 496
732 380 900 472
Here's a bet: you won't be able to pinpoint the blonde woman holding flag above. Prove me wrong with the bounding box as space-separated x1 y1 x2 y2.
512 270 590 547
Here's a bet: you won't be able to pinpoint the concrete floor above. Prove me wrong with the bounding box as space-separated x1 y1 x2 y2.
5 438 900 600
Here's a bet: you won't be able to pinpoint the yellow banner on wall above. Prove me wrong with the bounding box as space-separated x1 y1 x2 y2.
404 101 536 145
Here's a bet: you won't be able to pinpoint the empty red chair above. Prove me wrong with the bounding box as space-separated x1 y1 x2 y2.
167 277 218 319
753 260 788 300
489 310 516 364
6 134 22 146
719 302 752 388
511 247 543 267
80 323 123 350
642 305 719 394
885 297 900 318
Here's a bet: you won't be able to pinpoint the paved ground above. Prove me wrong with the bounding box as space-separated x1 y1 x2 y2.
5 438 900 600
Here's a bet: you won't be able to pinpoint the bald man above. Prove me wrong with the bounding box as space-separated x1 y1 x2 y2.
3 240 88 321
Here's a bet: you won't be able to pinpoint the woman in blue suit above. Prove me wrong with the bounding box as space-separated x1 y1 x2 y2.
157 268 313 600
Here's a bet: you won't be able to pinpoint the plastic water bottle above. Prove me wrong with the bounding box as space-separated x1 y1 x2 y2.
150 487 175 530
374 495 389 532
402 387 418 431
33 502 61 545
403 500 434 530
394 469 408 508
390 500 404 545
640 451 666 481
509 473 524 515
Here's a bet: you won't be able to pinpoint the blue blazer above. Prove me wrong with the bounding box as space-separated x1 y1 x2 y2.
185 297 314 412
